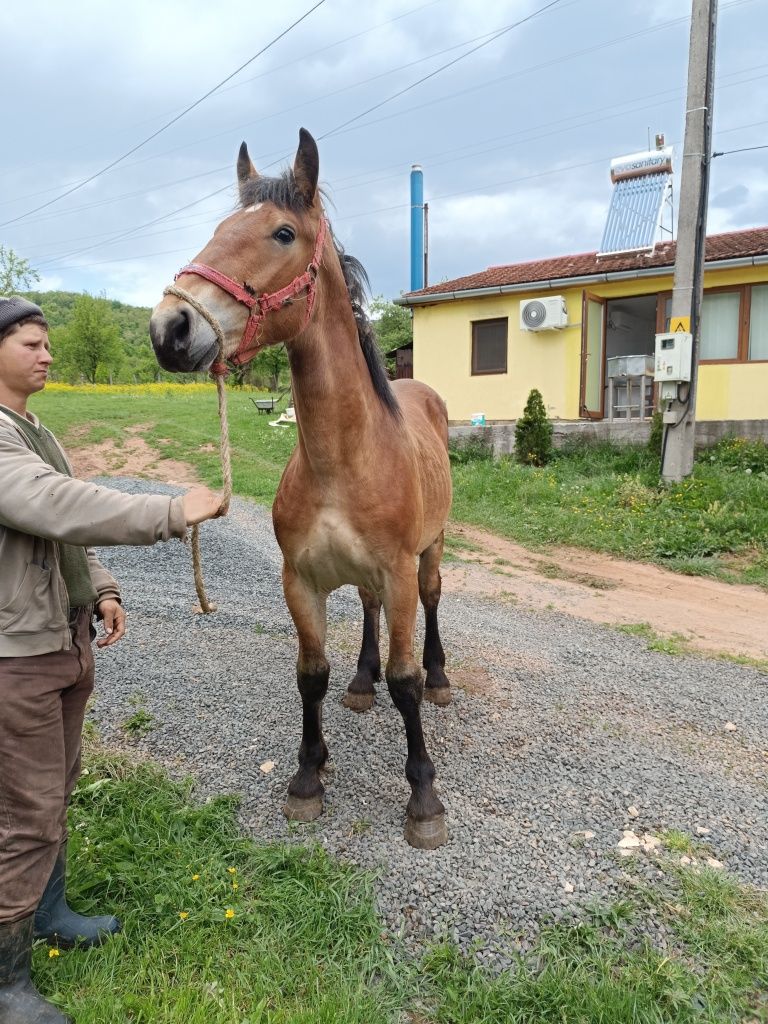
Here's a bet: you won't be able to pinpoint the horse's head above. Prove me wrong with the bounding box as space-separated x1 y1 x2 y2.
150 128 324 374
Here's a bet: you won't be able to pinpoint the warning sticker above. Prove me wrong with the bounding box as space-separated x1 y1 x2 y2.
670 316 691 333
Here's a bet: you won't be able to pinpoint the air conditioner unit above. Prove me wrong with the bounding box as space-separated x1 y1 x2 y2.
519 296 568 331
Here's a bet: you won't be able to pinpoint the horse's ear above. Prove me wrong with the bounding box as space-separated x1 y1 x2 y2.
293 128 319 206
237 141 258 200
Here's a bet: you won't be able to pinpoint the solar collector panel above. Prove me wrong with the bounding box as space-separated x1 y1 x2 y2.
599 172 670 255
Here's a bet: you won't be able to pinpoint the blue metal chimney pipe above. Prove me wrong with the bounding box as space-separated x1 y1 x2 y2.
410 164 424 292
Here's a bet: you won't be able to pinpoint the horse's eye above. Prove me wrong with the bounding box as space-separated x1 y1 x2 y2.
273 226 296 245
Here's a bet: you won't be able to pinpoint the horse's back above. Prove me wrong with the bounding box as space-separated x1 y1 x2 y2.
392 378 448 445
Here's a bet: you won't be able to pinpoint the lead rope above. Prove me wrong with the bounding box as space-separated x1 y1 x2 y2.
190 371 232 613
163 281 233 614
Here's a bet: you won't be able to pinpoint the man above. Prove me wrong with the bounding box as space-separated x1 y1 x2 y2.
0 296 223 1023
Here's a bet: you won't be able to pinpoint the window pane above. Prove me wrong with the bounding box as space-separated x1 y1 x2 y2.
472 319 507 374
749 285 768 360
700 292 739 359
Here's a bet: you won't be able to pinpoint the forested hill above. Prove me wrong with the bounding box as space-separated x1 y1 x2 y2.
23 290 151 348
20 289 169 383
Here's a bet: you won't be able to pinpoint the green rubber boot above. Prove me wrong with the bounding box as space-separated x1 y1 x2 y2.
0 915 72 1022
34 847 120 949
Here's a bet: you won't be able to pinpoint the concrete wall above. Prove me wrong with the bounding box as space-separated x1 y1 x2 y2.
449 419 768 459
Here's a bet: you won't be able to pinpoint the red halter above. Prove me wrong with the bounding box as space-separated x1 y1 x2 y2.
172 216 327 377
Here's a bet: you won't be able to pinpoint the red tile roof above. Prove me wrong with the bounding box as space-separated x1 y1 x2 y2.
404 226 768 301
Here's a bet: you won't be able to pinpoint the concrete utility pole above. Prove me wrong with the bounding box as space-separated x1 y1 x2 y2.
661 0 718 483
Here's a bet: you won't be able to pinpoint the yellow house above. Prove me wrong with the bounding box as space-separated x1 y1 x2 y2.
399 227 768 426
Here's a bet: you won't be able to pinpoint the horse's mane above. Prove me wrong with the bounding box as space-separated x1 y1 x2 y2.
240 171 400 418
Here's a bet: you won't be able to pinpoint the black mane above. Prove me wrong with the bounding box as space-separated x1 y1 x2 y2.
239 170 400 418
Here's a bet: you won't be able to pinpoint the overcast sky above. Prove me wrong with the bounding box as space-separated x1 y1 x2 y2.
1 0 766 309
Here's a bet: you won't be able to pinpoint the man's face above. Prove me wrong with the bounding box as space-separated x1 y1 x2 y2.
0 323 53 399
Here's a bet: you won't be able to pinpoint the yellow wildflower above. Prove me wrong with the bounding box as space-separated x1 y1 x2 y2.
227 867 237 875
191 874 200 881
179 911 189 920
232 882 239 891
225 908 235 919
49 948 60 958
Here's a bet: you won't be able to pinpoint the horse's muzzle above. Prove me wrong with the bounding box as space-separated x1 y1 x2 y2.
150 307 217 373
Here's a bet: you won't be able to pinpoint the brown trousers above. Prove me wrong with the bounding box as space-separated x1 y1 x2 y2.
0 607 94 923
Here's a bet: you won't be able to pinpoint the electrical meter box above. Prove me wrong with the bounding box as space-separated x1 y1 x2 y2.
654 332 692 382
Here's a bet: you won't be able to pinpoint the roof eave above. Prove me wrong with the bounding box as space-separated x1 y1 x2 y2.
397 253 768 307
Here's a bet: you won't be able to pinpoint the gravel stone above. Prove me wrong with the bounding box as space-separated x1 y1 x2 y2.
90 477 768 964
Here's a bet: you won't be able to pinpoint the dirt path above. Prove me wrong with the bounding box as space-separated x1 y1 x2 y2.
66 425 200 486
443 524 768 662
67 433 768 664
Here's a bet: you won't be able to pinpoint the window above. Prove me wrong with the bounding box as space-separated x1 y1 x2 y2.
662 284 768 362
700 291 740 360
749 284 768 360
471 318 507 375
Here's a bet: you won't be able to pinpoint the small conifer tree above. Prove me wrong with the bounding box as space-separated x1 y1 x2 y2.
514 388 553 466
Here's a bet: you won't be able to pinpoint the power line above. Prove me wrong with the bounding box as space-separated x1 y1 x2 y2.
0 0 326 229
30 63 768 267
318 0 567 140
712 143 768 156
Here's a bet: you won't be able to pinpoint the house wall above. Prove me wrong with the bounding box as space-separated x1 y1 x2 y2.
412 264 768 423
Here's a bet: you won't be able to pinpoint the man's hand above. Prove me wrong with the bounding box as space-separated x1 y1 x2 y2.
96 599 126 648
182 486 226 525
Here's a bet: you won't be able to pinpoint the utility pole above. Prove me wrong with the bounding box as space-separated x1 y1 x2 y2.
661 0 717 483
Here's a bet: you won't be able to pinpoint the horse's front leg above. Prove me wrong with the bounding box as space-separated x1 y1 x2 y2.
282 564 329 823
383 562 448 850
342 587 381 712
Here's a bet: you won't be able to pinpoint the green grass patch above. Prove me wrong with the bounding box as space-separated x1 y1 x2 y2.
450 439 768 589
39 748 404 1023
616 622 693 656
36 744 768 1022
30 386 297 505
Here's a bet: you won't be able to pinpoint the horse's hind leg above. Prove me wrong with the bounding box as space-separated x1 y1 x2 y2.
343 587 381 712
282 565 329 823
419 532 451 706
384 563 447 850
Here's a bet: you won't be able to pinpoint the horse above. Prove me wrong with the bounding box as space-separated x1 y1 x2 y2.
149 129 453 849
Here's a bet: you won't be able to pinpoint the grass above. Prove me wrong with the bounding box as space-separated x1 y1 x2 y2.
31 384 297 505
40 744 768 1022
30 388 768 588
617 622 768 672
449 437 768 589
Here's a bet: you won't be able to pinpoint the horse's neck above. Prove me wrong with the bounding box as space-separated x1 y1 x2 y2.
288 294 387 477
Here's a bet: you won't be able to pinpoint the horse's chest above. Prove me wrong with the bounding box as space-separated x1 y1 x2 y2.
294 510 379 592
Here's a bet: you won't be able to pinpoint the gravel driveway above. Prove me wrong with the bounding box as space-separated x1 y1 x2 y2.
91 478 768 968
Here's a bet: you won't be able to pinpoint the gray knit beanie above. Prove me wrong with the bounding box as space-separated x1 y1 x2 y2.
0 296 46 333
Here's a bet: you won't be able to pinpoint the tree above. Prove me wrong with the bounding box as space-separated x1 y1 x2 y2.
52 293 124 384
369 295 412 363
0 245 40 293
514 388 554 466
240 344 289 392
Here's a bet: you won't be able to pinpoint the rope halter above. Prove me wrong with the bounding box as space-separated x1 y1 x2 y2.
163 215 328 377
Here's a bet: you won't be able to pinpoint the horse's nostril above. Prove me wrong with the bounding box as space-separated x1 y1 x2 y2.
168 309 190 346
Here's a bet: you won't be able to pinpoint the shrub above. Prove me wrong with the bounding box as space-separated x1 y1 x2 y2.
648 410 663 457
514 388 553 466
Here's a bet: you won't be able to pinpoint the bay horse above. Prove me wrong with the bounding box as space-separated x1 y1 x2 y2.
150 129 452 849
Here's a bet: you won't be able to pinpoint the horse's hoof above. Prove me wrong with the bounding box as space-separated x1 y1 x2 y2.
405 813 448 850
424 686 452 707
283 794 323 822
342 691 375 712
